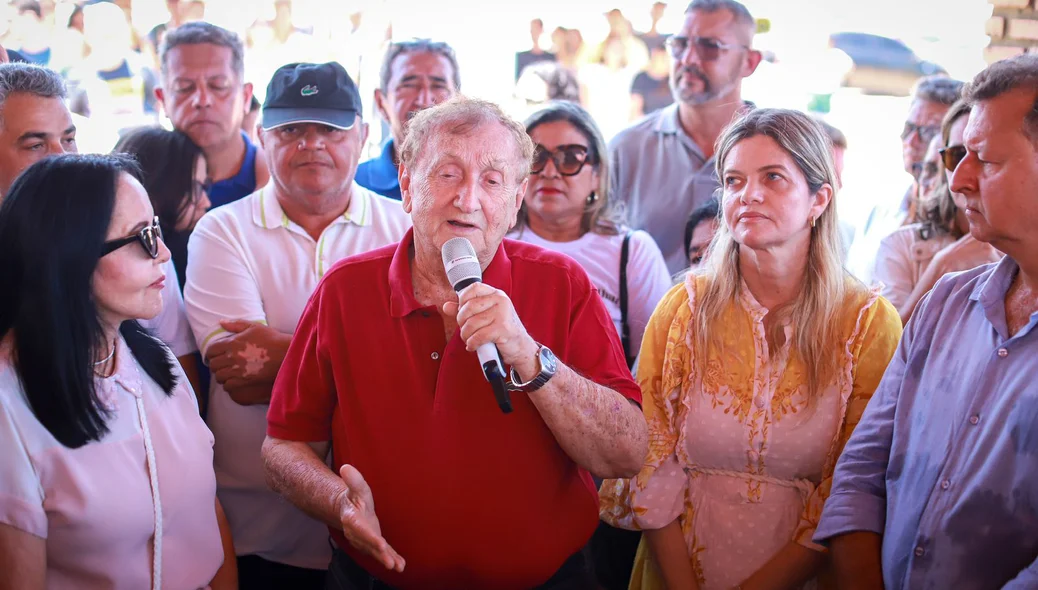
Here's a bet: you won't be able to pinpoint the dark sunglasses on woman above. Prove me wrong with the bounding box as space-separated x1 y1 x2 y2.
939 144 967 172
101 216 164 259
531 144 594 177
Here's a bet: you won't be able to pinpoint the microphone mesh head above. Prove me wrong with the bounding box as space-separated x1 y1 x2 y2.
441 237 482 288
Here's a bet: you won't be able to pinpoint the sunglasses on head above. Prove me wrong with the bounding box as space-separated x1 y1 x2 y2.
665 35 749 61
531 144 594 176
901 121 941 144
939 144 966 172
102 216 163 259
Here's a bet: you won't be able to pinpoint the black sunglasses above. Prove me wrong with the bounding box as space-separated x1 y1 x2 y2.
102 216 164 259
531 144 593 177
665 35 749 61
939 144 967 172
901 121 941 144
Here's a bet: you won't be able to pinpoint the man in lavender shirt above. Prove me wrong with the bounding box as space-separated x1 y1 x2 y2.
814 54 1038 589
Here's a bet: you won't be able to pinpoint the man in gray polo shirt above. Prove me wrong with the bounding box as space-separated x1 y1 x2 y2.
609 0 760 273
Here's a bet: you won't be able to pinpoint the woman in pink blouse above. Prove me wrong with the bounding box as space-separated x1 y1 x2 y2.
0 154 235 589
599 109 903 589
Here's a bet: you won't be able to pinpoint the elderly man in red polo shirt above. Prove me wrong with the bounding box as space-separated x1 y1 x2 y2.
261 95 648 590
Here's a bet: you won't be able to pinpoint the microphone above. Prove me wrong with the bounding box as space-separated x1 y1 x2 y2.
441 237 513 413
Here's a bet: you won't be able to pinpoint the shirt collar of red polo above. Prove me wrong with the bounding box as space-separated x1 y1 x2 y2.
388 228 513 317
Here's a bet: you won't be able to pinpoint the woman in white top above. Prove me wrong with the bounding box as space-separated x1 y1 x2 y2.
0 154 235 589
872 99 1001 323
508 100 671 369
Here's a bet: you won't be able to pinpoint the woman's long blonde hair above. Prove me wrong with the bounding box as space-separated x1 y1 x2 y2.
694 108 865 399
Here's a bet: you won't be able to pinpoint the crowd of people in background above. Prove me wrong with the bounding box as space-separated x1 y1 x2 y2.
0 0 1037 589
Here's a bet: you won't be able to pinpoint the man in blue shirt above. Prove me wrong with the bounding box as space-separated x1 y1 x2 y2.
354 39 459 201
156 22 270 208
815 54 1038 590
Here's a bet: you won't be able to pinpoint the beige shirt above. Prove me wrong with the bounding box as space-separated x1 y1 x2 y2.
871 223 957 311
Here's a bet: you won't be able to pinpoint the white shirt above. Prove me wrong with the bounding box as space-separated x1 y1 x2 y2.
139 260 196 357
184 182 411 569
507 226 671 360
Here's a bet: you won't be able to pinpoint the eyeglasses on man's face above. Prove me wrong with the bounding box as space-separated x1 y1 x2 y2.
665 35 749 61
901 121 941 144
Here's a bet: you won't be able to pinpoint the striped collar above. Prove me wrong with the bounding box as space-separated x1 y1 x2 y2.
252 182 373 231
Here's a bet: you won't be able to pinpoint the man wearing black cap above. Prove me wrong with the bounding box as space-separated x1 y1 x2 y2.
183 61 411 590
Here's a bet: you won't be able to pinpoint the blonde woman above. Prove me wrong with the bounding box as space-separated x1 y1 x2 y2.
600 108 903 590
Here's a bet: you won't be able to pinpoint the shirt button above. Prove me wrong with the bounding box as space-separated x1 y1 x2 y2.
998 348 1009 358
914 546 925 557
969 415 980 425
754 396 765 409
940 480 950 490
431 352 440 360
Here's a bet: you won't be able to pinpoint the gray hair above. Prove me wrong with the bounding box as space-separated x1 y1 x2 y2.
963 54 1038 143
0 63 67 125
159 21 246 79
379 39 461 93
912 75 964 107
685 0 756 30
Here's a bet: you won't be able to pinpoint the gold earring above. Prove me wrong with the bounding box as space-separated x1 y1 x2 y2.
810 216 816 228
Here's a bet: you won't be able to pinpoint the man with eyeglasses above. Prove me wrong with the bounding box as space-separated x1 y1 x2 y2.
607 0 760 274
816 54 1038 590
847 75 964 281
0 62 202 403
184 62 410 590
355 39 460 201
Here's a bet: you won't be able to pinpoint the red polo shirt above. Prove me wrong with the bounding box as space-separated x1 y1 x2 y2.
267 229 641 590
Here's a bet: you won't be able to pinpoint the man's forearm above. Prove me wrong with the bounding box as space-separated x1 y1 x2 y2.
524 360 648 479
261 437 346 530
829 531 885 590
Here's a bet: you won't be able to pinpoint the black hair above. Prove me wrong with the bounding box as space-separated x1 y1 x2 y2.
0 154 178 449
684 194 721 261
113 126 203 287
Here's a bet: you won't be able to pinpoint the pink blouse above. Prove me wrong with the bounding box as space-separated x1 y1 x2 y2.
0 336 224 589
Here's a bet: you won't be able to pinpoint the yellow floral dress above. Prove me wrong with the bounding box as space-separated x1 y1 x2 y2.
600 274 902 590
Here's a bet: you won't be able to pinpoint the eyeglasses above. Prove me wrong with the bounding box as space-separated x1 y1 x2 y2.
919 160 941 190
531 144 594 177
939 144 967 172
101 216 164 259
665 35 749 61
901 121 941 144
192 178 212 200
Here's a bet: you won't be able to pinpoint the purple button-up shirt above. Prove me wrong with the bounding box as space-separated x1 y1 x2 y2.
815 256 1038 589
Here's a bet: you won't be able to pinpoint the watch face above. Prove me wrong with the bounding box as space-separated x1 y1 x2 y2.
540 347 558 373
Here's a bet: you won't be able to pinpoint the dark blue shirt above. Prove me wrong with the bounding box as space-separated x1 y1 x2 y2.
355 139 400 201
208 131 259 209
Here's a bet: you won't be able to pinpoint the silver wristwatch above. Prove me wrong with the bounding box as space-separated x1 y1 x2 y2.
507 345 558 393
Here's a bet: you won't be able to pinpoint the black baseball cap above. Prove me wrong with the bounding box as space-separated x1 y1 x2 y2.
261 62 362 131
